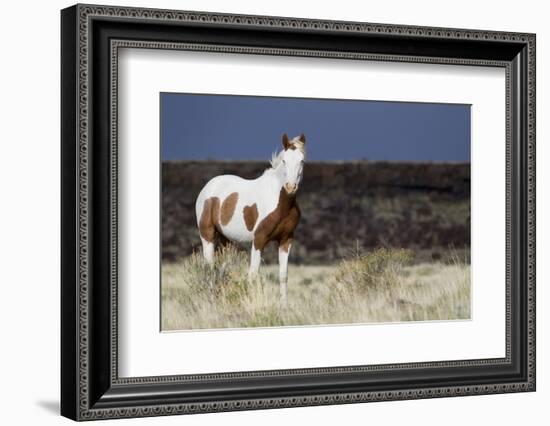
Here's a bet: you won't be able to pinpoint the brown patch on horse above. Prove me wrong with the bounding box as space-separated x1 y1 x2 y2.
220 192 239 226
198 196 220 242
243 203 259 231
282 134 297 151
253 188 301 251
282 133 306 152
282 133 291 150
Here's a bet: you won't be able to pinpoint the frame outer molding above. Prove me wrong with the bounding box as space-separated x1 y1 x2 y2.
61 3 536 421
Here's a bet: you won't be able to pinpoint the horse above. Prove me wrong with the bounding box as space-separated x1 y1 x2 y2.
195 133 306 303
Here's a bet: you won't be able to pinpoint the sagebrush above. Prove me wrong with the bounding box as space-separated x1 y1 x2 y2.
161 245 470 330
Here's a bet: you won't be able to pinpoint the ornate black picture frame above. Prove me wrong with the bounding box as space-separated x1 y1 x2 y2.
61 4 536 421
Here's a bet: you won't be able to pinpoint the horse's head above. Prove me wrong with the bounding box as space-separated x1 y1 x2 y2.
281 133 306 195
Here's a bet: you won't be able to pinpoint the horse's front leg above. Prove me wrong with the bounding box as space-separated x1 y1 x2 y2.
278 237 292 304
248 244 262 279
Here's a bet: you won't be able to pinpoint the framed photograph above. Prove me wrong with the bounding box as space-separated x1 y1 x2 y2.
61 4 536 421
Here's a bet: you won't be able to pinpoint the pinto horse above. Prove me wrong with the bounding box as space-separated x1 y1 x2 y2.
195 133 306 302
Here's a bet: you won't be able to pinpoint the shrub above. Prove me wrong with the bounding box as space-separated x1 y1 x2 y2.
335 247 414 291
176 244 249 298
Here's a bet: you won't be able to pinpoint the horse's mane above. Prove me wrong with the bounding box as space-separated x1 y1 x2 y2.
269 150 284 169
268 137 306 170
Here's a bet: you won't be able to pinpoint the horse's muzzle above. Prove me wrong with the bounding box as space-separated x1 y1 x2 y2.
284 183 298 195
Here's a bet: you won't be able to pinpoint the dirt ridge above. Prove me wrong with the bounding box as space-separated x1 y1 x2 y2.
162 161 470 264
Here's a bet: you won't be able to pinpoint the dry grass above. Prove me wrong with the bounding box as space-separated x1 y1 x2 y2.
161 245 470 331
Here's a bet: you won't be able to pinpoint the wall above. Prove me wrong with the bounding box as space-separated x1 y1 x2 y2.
0 0 546 424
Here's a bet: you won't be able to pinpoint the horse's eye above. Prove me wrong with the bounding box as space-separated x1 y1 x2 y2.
282 160 286 164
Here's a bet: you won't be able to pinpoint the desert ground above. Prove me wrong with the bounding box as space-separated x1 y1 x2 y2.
161 245 470 331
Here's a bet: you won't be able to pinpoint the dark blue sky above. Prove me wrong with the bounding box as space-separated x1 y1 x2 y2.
161 93 470 162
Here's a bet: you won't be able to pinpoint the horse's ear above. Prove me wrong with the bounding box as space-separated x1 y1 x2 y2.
282 133 290 150
298 133 306 144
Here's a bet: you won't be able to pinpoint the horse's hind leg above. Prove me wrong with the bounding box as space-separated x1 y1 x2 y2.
197 197 219 265
200 236 215 265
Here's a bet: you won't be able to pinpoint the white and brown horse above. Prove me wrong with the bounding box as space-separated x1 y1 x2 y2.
195 133 306 302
